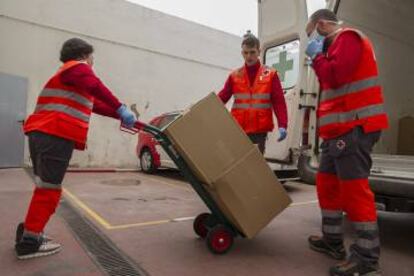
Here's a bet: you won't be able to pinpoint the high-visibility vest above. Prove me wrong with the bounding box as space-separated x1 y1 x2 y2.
317 28 388 139
230 65 275 134
24 60 94 150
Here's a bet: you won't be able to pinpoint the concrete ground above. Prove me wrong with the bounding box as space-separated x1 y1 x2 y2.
1 168 413 276
0 169 101 276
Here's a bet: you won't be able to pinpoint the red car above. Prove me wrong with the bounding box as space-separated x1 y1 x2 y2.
136 111 181 173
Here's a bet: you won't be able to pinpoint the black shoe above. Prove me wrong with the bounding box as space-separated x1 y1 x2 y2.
330 260 381 276
15 222 24 243
15 235 61 260
15 222 52 244
308 235 346 260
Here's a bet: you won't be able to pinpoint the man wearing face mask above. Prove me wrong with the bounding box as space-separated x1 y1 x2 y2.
218 31 288 154
305 9 388 276
15 38 137 259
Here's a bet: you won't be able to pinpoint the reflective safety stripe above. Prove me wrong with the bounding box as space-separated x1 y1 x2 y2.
252 94 271 100
40 88 93 109
233 103 250 109
22 230 42 238
318 104 385 127
321 77 380 102
353 222 378 231
253 103 272 108
233 93 271 100
35 103 90 123
232 103 272 109
233 93 251 99
356 238 380 249
323 225 343 234
322 209 343 218
34 176 62 190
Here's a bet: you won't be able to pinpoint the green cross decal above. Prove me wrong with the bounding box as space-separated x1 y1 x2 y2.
272 51 294 82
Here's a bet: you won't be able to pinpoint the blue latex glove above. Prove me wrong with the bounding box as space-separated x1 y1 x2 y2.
306 38 324 59
278 127 287 142
117 104 136 128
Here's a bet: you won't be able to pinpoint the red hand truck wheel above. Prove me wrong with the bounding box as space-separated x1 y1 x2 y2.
206 225 234 254
193 213 211 238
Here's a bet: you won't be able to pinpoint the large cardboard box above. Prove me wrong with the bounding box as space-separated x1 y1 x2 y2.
163 93 292 238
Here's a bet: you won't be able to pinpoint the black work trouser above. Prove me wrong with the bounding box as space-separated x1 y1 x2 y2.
28 131 74 187
317 127 382 265
248 133 267 154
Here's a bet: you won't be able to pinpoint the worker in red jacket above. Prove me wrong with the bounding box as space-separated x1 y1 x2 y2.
305 9 388 276
218 32 288 154
15 38 137 259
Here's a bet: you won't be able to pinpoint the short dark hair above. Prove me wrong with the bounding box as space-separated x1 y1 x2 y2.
59 38 94 63
310 9 338 23
242 31 260 49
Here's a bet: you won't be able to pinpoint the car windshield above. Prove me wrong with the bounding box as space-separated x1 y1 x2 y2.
149 118 161 127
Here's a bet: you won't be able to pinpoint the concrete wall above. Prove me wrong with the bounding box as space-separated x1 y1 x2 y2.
0 0 242 167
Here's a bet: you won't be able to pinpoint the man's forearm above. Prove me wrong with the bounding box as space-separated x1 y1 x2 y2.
271 75 288 129
217 76 233 104
92 99 120 119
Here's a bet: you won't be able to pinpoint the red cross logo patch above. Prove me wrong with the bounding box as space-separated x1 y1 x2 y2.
336 139 346 150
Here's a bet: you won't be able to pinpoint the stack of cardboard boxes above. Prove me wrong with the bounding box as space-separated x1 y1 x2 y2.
163 93 292 238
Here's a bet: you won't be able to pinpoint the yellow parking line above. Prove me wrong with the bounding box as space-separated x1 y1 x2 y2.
107 200 320 230
64 184 319 232
289 200 319 207
108 219 171 230
109 216 196 230
63 188 112 229
172 216 195 222
63 187 194 230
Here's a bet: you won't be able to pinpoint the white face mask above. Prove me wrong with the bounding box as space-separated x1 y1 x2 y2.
308 20 342 40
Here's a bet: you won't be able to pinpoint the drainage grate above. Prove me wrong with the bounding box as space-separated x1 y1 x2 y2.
59 199 148 276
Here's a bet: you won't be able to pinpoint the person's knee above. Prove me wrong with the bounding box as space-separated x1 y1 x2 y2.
340 178 377 221
317 173 342 209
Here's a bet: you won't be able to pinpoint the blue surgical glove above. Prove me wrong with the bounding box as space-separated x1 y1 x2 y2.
306 38 324 59
117 104 136 128
278 127 287 142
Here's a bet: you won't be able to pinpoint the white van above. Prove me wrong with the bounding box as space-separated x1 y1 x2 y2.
259 0 414 212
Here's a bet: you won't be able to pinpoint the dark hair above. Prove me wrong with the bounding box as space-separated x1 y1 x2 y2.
310 9 338 23
242 30 260 49
59 38 94 62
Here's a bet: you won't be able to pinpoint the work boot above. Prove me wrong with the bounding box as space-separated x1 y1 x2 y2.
330 260 381 276
15 233 61 260
308 235 346 260
15 222 52 244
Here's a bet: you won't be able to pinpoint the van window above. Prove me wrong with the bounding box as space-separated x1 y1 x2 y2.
306 0 327 18
264 39 300 90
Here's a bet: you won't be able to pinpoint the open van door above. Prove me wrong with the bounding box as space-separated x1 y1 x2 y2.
258 0 320 179
296 0 414 212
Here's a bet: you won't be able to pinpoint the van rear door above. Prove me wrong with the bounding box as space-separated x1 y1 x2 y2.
298 0 414 212
259 0 319 167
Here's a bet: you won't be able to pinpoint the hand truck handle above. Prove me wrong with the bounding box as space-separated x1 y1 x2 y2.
119 121 163 137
